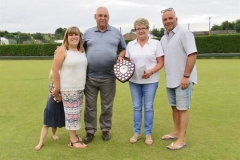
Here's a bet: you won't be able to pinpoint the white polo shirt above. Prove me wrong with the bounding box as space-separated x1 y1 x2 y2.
160 25 197 88
126 38 164 84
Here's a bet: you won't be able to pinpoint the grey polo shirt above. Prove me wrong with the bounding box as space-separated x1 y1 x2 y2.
83 25 126 78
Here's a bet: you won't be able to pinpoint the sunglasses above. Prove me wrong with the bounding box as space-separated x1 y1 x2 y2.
161 8 175 14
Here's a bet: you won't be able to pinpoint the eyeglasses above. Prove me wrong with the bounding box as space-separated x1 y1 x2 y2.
161 8 175 14
135 27 148 31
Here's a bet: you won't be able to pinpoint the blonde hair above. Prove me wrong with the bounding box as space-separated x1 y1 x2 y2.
134 18 149 29
62 26 84 52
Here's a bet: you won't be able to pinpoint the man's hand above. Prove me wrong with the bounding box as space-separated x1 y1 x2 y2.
181 77 189 89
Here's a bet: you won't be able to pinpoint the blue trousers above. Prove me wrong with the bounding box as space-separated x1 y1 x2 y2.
129 81 158 135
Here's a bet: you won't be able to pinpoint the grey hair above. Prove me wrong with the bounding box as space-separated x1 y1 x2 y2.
96 6 109 14
134 18 149 29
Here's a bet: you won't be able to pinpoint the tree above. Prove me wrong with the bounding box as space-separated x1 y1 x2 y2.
55 27 67 37
33 32 44 40
55 28 63 35
55 34 63 40
150 28 165 37
159 28 165 37
211 24 220 31
221 21 235 30
211 21 235 31
150 28 160 37
62 28 67 35
4 33 15 39
235 19 240 33
18 33 31 44
0 30 9 37
130 29 135 32
3 33 18 44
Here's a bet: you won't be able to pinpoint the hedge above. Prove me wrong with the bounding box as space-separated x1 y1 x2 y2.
0 35 240 56
195 34 240 53
0 43 61 56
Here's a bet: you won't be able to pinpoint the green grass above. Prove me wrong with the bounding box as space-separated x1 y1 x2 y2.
0 59 240 160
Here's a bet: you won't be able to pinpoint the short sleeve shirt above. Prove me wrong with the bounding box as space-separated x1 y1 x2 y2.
83 25 126 78
126 38 164 84
160 25 197 88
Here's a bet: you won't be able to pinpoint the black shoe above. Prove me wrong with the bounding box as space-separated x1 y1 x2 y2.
84 133 94 144
102 131 111 141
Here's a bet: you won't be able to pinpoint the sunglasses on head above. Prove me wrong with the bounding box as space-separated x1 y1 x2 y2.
161 8 175 14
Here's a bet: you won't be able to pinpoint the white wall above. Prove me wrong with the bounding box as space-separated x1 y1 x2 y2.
0 37 9 45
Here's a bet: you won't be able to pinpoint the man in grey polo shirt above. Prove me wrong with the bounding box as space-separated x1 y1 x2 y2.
160 8 197 150
83 6 126 143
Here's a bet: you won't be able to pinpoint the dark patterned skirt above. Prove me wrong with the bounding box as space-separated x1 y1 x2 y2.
43 94 65 128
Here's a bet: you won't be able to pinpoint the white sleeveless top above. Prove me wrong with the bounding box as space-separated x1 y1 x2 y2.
60 50 87 91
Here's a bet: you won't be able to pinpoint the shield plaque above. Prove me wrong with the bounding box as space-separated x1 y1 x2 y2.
113 59 135 83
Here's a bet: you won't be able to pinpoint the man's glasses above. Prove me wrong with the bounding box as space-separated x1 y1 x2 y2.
135 27 148 31
161 8 175 14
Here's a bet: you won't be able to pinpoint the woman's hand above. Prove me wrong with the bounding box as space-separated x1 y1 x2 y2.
51 87 62 102
142 70 153 79
51 87 60 97
117 56 124 62
54 94 62 102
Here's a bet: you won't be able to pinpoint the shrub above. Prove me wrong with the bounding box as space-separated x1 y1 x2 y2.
0 43 61 56
195 34 240 53
0 34 240 56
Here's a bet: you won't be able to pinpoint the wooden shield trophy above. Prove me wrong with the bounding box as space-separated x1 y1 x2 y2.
114 59 135 83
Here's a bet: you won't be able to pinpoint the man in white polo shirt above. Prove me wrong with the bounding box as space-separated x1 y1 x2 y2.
160 8 197 150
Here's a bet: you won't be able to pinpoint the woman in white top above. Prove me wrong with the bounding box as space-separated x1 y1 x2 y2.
125 18 164 145
51 26 88 149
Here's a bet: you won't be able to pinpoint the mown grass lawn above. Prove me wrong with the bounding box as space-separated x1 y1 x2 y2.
0 59 239 160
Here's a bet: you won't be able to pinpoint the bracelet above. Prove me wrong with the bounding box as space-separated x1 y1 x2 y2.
183 75 190 78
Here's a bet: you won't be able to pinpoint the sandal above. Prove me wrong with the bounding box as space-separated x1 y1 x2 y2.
161 134 178 140
145 135 153 145
167 142 188 150
76 134 82 141
68 139 87 149
130 134 141 143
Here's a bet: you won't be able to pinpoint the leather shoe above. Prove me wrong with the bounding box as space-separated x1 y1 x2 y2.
84 133 94 144
102 131 111 141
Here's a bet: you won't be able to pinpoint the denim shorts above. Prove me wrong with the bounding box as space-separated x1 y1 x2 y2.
166 82 194 110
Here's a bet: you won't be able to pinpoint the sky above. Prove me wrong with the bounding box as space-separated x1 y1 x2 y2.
0 0 240 34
